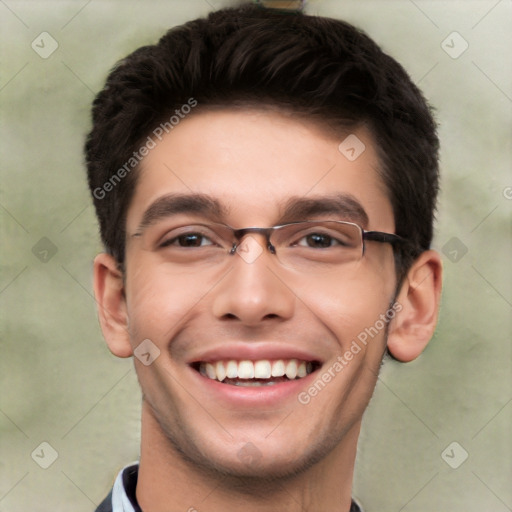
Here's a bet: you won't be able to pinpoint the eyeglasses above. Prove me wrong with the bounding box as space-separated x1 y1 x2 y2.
154 220 408 273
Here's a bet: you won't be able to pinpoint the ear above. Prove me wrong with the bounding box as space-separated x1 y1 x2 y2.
387 250 443 362
93 253 133 358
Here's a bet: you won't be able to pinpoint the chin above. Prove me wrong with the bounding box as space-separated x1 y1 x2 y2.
168 427 342 485
145 393 353 484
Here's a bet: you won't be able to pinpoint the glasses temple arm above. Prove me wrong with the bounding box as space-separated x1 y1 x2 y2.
363 231 408 245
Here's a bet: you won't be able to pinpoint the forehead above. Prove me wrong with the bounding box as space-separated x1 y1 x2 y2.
126 108 395 231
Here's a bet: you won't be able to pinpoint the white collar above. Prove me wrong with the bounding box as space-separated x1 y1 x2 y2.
111 463 139 512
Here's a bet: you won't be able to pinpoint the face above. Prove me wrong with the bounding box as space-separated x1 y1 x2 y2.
122 109 398 478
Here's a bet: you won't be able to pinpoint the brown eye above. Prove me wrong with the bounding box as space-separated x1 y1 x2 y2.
178 234 206 247
295 232 350 249
303 233 334 248
161 232 214 248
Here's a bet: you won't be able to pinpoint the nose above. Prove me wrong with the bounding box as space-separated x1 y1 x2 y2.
212 235 296 326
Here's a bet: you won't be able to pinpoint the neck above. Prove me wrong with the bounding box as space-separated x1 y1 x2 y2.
136 403 359 512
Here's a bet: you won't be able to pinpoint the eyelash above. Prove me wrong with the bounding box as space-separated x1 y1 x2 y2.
159 231 216 248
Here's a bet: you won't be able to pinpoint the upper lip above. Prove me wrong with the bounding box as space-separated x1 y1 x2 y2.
188 342 324 365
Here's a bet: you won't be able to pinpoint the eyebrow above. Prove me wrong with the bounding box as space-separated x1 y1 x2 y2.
132 191 369 236
279 194 369 228
133 193 227 235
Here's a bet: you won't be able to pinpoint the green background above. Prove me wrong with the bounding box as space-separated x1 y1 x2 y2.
1 1 511 511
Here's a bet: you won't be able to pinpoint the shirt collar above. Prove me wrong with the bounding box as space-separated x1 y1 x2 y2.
111 463 140 512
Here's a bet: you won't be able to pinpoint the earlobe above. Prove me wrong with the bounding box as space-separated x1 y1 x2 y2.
93 253 133 358
387 250 443 362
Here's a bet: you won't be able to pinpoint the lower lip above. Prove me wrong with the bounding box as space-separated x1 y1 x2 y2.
188 365 319 406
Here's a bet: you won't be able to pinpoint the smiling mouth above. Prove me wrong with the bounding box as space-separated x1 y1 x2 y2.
193 359 321 387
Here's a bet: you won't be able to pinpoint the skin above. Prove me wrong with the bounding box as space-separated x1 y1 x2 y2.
94 109 442 512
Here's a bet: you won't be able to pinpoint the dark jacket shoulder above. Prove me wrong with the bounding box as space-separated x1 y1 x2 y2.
94 490 113 512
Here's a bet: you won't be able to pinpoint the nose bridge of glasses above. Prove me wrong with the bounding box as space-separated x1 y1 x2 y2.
232 227 275 253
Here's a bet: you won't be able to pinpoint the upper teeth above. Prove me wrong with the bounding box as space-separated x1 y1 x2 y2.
199 359 312 382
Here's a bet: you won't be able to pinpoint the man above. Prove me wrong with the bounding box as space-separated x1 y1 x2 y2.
86 2 442 511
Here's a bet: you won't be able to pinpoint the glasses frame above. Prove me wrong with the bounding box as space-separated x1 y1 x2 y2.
220 220 408 257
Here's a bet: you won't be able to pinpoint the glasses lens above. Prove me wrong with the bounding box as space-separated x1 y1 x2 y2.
158 223 233 265
271 221 363 271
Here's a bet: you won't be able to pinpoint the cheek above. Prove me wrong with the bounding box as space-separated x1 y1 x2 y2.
290 264 394 351
124 259 205 344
